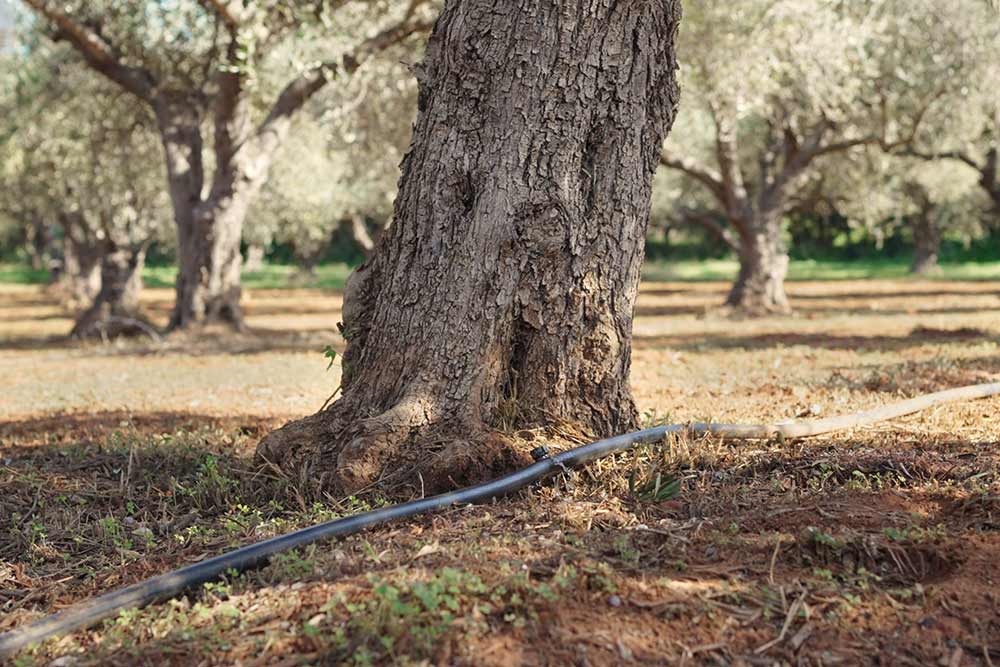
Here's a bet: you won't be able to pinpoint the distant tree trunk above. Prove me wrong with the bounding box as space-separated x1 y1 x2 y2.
59 214 103 308
910 209 941 275
70 245 151 339
171 200 246 329
980 148 1000 214
293 239 330 280
343 215 376 258
243 243 266 272
155 93 289 330
154 97 249 331
727 214 790 313
24 218 54 272
258 0 682 494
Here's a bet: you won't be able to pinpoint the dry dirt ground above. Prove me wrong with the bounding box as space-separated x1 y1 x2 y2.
1 279 999 666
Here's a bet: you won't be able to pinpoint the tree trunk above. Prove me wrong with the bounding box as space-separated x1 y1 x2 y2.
170 200 245 329
70 245 153 339
726 215 790 314
152 96 245 331
910 210 941 275
25 218 54 272
243 243 266 273
292 239 329 281
980 147 1000 214
258 0 682 494
154 91 290 330
60 221 103 309
344 215 376 258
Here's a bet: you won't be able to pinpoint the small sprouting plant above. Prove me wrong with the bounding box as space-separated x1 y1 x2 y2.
270 548 316 580
99 517 133 551
804 527 844 550
628 468 682 503
322 345 339 370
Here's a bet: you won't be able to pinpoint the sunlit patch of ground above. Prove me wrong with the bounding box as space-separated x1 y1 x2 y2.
1 278 999 665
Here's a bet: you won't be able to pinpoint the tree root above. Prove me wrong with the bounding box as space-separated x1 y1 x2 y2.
70 314 162 341
256 399 532 496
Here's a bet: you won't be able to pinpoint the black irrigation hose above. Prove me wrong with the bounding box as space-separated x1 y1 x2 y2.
2 381 998 658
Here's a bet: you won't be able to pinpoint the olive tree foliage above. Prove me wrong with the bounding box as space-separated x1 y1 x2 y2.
818 0 1000 274
658 0 965 313
829 151 987 274
21 0 433 330
893 2 1000 219
246 52 418 271
0 49 171 336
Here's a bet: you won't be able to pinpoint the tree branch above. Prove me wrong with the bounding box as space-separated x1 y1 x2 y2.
899 148 982 171
197 0 243 28
23 0 156 101
252 7 433 158
707 102 749 214
677 210 740 252
658 154 728 204
813 88 946 160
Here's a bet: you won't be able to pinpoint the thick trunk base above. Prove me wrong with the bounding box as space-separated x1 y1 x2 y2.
910 214 941 275
726 245 790 316
257 399 532 496
168 210 245 332
61 237 103 309
70 249 156 340
257 0 681 494
169 285 244 331
910 252 940 275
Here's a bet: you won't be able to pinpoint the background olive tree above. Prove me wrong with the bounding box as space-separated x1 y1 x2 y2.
0 50 171 336
657 0 979 314
247 56 417 273
20 0 432 330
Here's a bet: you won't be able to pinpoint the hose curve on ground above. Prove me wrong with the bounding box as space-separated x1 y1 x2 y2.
2 381 998 658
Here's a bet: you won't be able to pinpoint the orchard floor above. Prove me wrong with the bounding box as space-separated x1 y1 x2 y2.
1 279 1000 666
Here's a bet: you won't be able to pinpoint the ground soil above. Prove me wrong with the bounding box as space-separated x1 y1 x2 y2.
1 279 999 666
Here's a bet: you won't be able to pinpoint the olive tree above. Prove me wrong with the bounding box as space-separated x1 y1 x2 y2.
22 0 432 330
247 57 416 272
828 151 987 274
257 0 683 493
893 3 1000 223
658 0 958 313
0 55 171 336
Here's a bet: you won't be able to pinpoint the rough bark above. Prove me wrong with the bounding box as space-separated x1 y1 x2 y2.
726 214 790 314
258 0 682 494
70 246 152 339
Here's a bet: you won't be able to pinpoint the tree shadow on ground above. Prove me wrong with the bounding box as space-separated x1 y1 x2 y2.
826 353 1000 395
4 418 997 666
634 326 999 352
790 288 1000 301
0 411 305 618
0 327 342 356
